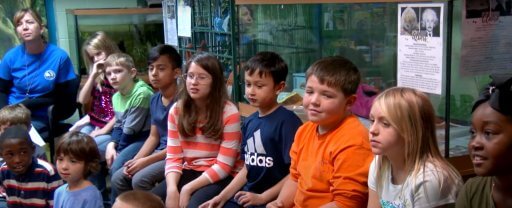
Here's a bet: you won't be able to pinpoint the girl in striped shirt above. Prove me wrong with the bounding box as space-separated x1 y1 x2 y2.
152 53 243 208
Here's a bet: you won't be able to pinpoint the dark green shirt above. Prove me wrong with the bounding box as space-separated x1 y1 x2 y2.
456 176 495 208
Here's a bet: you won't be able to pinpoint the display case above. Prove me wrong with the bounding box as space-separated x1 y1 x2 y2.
234 0 489 166
167 0 239 100
66 8 165 75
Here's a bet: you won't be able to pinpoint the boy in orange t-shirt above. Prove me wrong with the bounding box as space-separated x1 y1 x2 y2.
268 56 373 208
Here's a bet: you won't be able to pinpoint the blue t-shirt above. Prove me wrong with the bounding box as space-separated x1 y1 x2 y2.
53 184 103 208
149 92 175 150
241 106 302 194
0 44 76 116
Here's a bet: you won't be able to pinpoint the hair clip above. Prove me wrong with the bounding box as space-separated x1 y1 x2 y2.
489 86 496 95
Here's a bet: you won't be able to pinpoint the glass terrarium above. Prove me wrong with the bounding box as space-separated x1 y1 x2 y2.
234 0 489 164
66 8 165 75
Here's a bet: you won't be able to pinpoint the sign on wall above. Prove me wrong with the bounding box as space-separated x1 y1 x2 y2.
397 3 444 95
460 0 512 76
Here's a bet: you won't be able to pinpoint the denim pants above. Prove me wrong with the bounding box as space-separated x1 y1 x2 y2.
151 169 233 208
80 124 111 159
110 160 165 201
109 141 145 204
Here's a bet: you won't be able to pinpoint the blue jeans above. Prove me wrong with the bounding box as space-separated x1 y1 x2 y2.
80 124 111 159
109 141 145 204
151 169 233 208
111 159 165 201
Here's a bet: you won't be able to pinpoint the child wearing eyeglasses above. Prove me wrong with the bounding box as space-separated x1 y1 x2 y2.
456 74 512 208
151 52 243 208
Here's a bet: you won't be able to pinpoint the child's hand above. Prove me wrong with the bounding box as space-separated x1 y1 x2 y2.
198 196 225 208
179 185 193 208
91 60 106 78
89 128 105 138
234 191 265 207
123 157 149 176
166 189 180 208
105 142 117 168
266 200 285 208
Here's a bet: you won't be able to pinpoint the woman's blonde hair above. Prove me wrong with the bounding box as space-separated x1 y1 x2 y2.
371 87 461 194
13 8 46 41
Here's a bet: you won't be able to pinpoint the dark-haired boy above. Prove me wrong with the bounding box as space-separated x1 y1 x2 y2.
200 51 302 208
0 124 63 208
111 44 181 200
268 56 373 208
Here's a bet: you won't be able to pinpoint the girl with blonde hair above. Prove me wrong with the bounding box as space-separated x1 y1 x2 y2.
367 87 462 208
75 31 120 150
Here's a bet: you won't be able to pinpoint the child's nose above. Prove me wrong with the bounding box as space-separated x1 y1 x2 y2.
468 135 483 150
369 124 378 136
310 94 320 105
246 86 255 94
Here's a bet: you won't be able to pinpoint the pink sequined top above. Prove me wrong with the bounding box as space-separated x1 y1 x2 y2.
88 79 116 128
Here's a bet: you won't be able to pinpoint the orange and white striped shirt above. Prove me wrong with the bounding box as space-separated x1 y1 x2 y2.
165 101 243 183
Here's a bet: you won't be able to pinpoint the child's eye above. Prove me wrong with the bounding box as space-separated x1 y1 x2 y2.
322 94 333 98
483 130 494 139
4 153 14 159
468 128 476 139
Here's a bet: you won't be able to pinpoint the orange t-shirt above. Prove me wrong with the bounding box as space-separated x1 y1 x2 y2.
290 115 373 208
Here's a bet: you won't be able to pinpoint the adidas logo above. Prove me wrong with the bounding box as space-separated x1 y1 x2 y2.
244 129 274 167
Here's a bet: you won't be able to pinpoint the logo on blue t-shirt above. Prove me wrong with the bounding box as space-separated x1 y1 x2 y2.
244 129 274 167
44 70 56 80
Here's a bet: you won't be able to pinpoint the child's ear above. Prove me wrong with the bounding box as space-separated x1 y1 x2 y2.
275 81 286 95
173 67 182 79
345 94 357 110
130 68 137 78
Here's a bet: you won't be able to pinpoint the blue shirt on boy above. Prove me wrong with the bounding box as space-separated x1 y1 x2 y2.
149 92 175 151
241 106 302 194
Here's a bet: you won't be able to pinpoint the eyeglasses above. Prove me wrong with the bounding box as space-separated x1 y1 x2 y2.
182 73 211 83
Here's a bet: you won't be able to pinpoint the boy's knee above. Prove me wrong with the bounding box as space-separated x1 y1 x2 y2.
131 175 154 191
111 170 127 187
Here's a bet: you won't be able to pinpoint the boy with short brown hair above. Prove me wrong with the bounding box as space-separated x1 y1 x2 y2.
268 56 373 208
112 190 164 208
0 103 31 131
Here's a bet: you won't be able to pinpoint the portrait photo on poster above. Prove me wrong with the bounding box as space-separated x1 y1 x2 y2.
420 7 441 37
400 7 420 36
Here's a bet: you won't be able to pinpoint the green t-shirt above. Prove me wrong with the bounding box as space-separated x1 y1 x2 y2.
456 176 495 208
